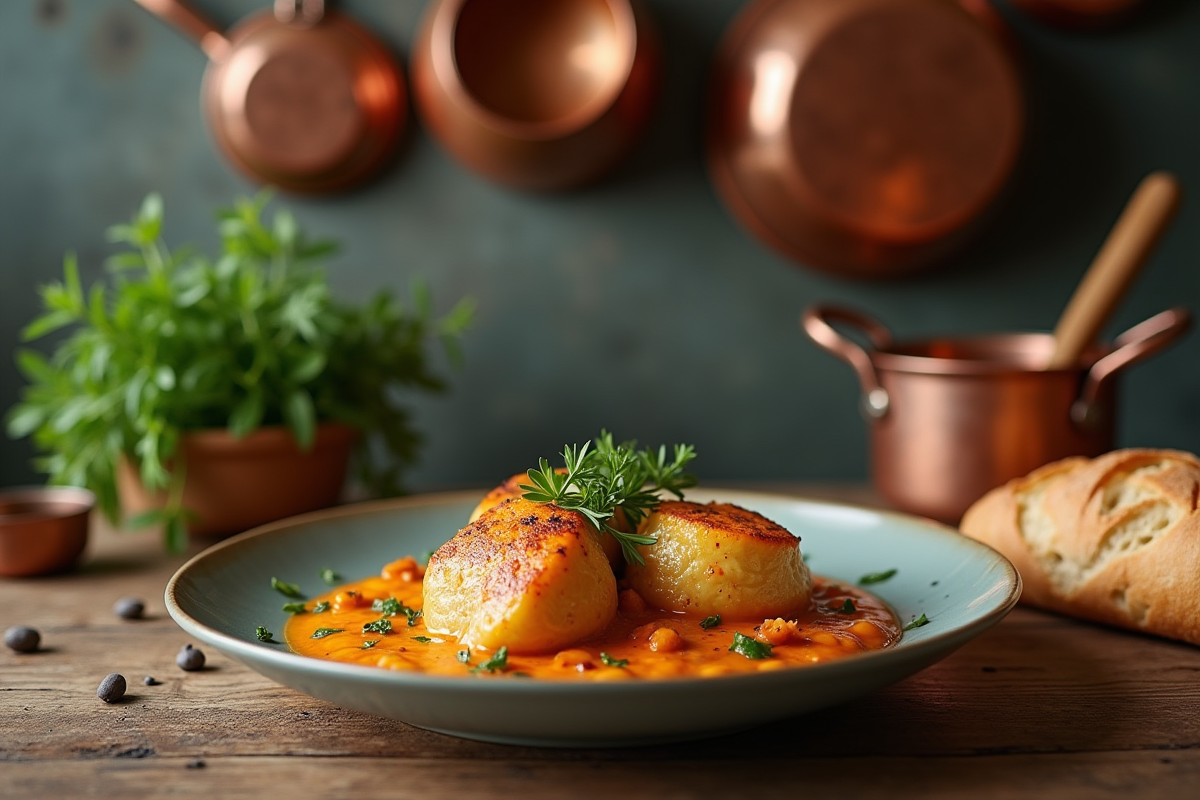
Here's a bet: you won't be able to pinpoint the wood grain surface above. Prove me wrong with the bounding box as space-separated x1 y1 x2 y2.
3 487 1199 799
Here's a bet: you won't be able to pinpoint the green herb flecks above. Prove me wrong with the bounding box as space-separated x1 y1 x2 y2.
320 568 341 586
255 626 278 643
837 599 856 614
456 648 471 664
859 569 897 585
361 640 380 649
282 602 308 614
413 636 432 643
471 646 509 674
599 652 628 668
521 431 697 565
904 613 930 631
372 597 421 626
729 632 773 660
312 601 330 614
362 618 393 635
271 578 303 599
700 615 721 630
311 628 344 639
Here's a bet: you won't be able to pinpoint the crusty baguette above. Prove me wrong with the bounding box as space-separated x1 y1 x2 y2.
960 448 1200 646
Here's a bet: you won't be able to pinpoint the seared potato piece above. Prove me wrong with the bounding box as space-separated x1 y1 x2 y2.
469 472 624 567
626 501 812 619
424 498 617 653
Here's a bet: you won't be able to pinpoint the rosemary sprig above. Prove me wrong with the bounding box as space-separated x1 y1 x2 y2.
520 431 697 565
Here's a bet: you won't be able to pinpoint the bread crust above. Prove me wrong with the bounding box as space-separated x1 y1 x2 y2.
960 449 1200 646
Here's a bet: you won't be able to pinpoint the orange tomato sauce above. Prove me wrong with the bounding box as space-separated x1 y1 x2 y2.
285 556 902 680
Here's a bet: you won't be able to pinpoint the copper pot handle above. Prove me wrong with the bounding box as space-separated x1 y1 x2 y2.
130 0 231 61
802 306 894 419
1072 307 1192 428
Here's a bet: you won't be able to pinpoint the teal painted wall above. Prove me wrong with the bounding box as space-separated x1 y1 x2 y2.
2 0 1198 494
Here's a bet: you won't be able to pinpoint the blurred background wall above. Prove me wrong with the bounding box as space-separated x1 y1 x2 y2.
1 0 1198 492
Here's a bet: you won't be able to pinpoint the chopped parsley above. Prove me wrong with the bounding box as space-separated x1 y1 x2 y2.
311 628 344 639
361 640 380 649
599 652 628 668
320 568 341 586
362 619 393 635
413 636 432 643
312 601 330 614
700 615 721 630
729 632 773 660
858 569 897 585
471 646 509 674
904 613 930 631
281 602 308 614
255 626 277 643
271 577 303 599
372 597 422 627
456 648 471 664
838 598 856 614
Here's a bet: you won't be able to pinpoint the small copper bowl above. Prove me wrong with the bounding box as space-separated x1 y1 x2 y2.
411 0 660 190
0 487 95 577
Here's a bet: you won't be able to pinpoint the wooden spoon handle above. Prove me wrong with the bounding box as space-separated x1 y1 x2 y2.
1048 171 1182 370
130 0 231 61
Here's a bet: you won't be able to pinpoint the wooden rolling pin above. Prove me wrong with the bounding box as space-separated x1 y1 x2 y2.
1048 171 1182 370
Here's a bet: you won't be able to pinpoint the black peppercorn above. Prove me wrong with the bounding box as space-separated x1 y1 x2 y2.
4 626 40 653
176 644 206 671
97 673 127 703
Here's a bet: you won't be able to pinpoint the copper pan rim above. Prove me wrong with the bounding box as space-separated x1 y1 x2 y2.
868 333 1107 376
428 0 639 142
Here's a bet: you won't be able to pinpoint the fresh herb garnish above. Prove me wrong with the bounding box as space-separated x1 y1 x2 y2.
456 648 471 664
413 636 432 643
311 628 343 639
371 597 421 626
859 569 897 585
312 601 330 614
281 602 308 614
599 652 628 668
361 640 380 649
362 619 393 635
700 615 721 630
904 613 930 631
320 568 341 586
729 632 773 660
471 646 509 674
420 550 435 565
271 578 303 599
520 431 697 565
255 626 277 643
838 598 856 614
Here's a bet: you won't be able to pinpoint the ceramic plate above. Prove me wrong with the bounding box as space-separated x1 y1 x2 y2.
166 489 1020 747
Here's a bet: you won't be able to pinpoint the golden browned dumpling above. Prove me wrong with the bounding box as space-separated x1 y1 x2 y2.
625 501 812 619
423 498 618 654
469 472 624 567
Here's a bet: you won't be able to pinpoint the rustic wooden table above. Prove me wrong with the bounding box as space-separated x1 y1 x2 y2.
3 486 1199 798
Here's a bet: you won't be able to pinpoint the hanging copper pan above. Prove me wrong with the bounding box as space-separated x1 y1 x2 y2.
707 0 1023 279
132 0 406 194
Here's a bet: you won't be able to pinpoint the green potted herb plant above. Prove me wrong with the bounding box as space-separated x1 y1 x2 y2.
6 194 472 551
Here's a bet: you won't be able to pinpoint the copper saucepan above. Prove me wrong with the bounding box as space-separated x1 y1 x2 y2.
411 0 660 191
803 305 1192 523
707 0 1023 279
132 0 406 193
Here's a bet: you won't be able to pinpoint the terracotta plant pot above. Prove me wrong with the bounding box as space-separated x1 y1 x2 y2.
118 423 357 537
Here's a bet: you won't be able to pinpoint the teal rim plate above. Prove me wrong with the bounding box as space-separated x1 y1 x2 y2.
166 488 1020 747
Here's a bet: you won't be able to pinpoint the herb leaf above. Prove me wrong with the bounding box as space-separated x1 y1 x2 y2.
859 569 897 586
838 598 857 614
282 602 308 614
471 646 509 674
362 619 393 635
372 597 421 626
271 578 303 599
700 615 721 630
520 431 698 565
599 652 628 668
729 632 773 660
361 640 380 649
413 636 432 643
311 628 344 639
312 601 330 614
904 613 930 631
255 626 277 643
320 568 341 586
456 648 471 664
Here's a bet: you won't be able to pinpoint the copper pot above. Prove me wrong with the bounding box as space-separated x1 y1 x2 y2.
132 0 406 194
411 0 660 191
707 0 1023 279
803 305 1191 523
